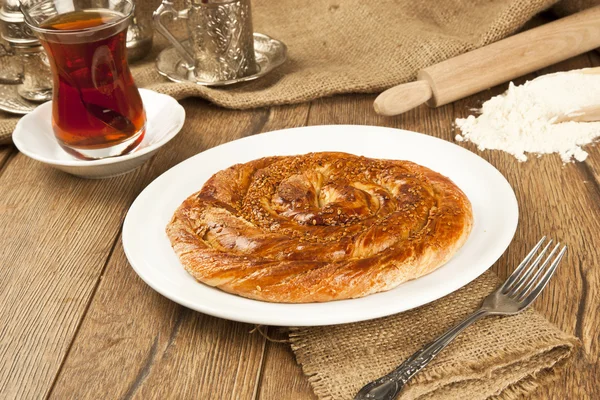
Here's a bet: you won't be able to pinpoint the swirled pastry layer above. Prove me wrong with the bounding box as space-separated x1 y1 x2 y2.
167 152 472 303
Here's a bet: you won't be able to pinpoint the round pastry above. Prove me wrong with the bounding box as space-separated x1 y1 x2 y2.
166 152 472 303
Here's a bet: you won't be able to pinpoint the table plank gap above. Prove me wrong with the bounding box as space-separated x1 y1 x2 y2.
588 51 599 67
257 327 315 400
303 101 313 128
0 145 16 177
575 161 600 206
581 51 600 189
45 230 122 399
122 335 161 400
250 331 268 400
246 107 271 136
574 259 589 342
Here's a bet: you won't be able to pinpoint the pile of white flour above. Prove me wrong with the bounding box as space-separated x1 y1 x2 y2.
455 69 600 162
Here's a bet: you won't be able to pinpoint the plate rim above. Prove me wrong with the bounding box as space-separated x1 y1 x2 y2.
122 124 519 326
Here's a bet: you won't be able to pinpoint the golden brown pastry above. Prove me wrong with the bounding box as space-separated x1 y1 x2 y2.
166 152 472 303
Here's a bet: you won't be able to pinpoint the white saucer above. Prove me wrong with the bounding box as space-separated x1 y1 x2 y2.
13 89 185 179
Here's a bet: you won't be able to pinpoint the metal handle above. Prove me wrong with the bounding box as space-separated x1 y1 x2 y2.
153 1 195 68
0 44 24 85
354 309 489 400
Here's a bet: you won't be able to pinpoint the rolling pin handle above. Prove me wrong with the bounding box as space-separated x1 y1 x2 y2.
373 80 433 116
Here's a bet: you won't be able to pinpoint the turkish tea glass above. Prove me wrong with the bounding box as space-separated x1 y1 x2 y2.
21 0 146 159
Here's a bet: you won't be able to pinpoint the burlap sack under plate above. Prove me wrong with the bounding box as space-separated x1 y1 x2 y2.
2 0 599 144
291 270 579 400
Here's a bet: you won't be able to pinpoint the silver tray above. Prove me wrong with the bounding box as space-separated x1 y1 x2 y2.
155 33 287 87
0 84 40 115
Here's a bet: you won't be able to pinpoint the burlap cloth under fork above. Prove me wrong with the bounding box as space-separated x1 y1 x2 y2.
1 0 599 144
290 270 579 400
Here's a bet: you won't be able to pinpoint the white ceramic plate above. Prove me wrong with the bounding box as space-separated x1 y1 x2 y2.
13 89 185 179
123 125 518 326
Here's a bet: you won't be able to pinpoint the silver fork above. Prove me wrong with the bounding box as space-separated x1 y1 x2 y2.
355 237 567 400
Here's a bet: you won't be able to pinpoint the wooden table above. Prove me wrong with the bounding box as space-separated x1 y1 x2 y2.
1 51 599 400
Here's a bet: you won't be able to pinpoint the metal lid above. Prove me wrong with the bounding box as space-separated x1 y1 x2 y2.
0 0 40 46
1 0 21 14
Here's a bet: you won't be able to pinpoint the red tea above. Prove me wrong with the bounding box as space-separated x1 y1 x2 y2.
39 10 145 156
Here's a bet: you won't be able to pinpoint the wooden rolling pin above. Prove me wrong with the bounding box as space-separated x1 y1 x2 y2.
374 6 600 116
555 67 600 122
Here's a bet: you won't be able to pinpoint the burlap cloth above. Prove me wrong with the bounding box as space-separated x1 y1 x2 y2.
1 0 600 144
290 270 579 400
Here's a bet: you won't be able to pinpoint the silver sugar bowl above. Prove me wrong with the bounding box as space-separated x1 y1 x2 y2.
0 0 53 102
127 2 155 62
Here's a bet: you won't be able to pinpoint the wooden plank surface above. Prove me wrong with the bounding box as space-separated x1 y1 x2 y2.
49 239 266 400
579 52 600 363
256 328 313 400
48 102 311 399
0 99 270 399
531 52 600 400
1 54 600 400
453 53 600 400
0 152 148 399
530 51 600 400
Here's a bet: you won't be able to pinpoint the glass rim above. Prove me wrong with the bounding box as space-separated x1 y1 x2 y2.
21 0 134 36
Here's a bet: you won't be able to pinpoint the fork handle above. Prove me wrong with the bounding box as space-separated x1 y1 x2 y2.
354 309 489 400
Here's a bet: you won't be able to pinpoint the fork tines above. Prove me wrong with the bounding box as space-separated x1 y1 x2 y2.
501 237 567 304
